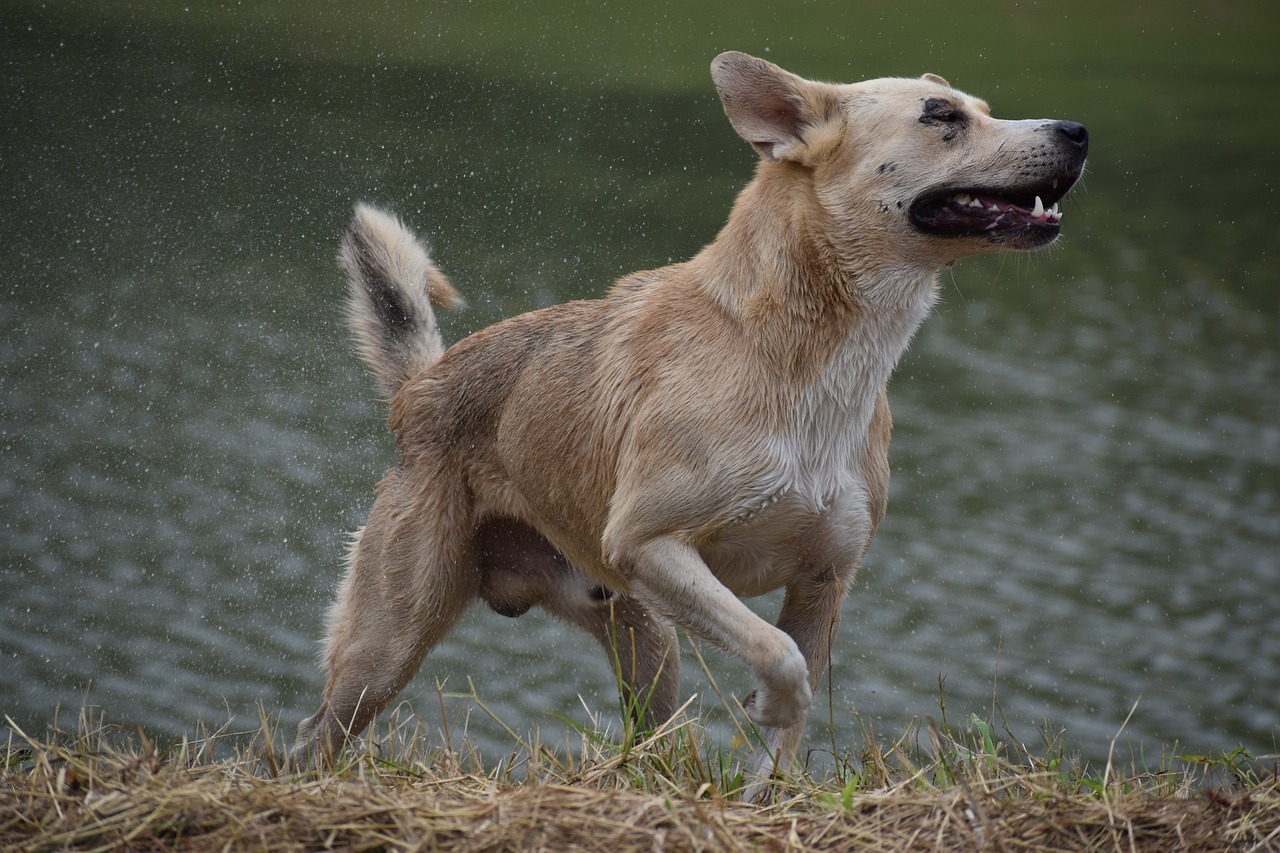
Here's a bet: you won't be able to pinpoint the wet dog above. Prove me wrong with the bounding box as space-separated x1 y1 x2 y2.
295 51 1087 788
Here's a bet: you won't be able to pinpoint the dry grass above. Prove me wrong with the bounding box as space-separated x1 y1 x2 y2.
3 699 1277 852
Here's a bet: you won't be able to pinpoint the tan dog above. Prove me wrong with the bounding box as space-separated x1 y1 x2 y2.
295 51 1087 786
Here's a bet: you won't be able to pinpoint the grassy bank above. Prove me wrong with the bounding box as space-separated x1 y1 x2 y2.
3 700 1277 852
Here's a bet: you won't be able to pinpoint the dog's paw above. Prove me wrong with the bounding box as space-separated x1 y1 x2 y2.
748 640 811 729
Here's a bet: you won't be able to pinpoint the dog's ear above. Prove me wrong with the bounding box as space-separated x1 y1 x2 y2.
711 51 840 165
921 72 951 87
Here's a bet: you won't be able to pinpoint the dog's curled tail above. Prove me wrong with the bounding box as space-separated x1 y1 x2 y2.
339 203 465 399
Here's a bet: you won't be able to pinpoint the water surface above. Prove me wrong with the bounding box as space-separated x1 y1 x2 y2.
2 1 1277 768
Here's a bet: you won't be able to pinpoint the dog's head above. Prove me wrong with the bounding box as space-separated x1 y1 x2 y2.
711 52 1088 268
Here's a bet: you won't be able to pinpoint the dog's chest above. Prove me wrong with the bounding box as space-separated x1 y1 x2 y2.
769 305 924 509
777 345 873 502
704 305 928 593
708 392 870 592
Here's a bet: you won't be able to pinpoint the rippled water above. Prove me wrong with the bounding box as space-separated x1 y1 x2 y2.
3 3 1277 768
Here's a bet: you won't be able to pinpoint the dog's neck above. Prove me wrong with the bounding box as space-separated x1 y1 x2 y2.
694 163 939 384
681 164 940 505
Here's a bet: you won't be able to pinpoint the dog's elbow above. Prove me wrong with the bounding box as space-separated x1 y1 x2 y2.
600 517 635 572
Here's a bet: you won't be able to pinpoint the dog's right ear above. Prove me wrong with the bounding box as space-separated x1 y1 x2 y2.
711 51 840 165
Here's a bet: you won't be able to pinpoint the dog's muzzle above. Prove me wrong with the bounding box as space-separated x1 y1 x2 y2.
910 120 1089 248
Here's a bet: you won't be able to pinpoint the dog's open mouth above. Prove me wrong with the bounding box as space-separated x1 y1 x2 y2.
910 170 1081 246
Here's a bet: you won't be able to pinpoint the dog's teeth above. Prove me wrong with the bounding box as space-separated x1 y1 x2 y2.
969 197 984 208
988 203 1002 212
1032 196 1045 218
953 193 972 205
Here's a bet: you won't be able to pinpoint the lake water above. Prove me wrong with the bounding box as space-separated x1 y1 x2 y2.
2 1 1277 770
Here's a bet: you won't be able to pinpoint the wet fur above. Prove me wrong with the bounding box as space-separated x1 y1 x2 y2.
295 52 1087 792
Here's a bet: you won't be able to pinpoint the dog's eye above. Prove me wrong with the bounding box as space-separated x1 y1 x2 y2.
921 98 964 125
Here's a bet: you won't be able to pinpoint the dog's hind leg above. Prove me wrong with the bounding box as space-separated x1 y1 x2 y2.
476 518 680 728
295 468 478 759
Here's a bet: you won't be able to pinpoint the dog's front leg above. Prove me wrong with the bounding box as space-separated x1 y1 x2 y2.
620 535 812 730
542 588 681 728
744 477 875 800
743 559 855 798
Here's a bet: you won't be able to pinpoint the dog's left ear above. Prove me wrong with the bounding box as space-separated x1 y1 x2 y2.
711 51 840 165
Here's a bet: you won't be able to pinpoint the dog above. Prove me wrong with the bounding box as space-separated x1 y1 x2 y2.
294 51 1087 788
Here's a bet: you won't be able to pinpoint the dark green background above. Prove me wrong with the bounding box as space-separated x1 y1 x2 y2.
2 1 1276 767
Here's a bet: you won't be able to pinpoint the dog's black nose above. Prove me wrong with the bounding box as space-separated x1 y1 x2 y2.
1055 121 1089 155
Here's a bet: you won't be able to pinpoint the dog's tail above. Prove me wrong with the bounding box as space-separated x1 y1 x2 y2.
338 203 465 399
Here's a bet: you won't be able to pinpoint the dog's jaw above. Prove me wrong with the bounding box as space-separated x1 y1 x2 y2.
908 164 1085 249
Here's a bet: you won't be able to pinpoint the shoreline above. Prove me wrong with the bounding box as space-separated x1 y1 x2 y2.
4 707 1276 851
